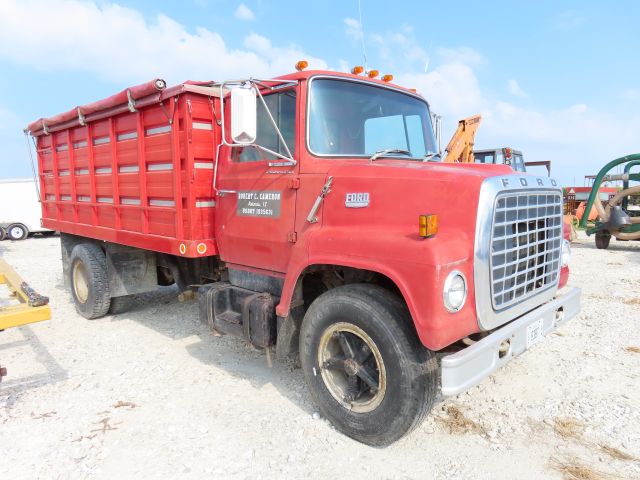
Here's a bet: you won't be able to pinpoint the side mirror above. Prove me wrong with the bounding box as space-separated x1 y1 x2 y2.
230 87 257 144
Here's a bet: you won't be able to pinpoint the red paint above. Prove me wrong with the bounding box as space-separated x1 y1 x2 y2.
29 70 570 351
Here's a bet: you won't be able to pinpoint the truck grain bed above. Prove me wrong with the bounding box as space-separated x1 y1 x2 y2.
28 80 221 257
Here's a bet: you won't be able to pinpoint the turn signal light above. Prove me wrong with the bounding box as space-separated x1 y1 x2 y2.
419 214 438 238
367 70 379 78
351 65 364 75
381 74 393 82
295 60 309 71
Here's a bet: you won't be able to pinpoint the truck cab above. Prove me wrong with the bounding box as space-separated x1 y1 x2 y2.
474 147 526 172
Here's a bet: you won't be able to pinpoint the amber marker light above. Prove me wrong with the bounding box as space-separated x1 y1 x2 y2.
367 70 379 78
419 214 439 238
295 60 309 71
351 65 364 75
381 74 394 82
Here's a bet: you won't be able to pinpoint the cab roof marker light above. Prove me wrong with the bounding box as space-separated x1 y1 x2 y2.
295 60 309 71
351 66 364 75
367 70 379 79
381 74 393 82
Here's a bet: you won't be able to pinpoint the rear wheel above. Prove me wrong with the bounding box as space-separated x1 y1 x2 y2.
7 223 29 241
69 243 111 319
300 284 437 446
0 227 6 241
595 232 611 249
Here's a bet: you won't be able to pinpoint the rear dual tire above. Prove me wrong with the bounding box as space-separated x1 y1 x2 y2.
69 243 137 318
69 244 111 319
300 284 437 447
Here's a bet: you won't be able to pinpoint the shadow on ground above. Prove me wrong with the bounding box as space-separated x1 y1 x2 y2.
0 325 68 400
109 285 314 414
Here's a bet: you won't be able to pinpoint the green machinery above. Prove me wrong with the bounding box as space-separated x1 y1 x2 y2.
580 153 640 249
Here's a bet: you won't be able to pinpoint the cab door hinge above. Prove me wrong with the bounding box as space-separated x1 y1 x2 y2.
287 231 298 243
287 178 300 190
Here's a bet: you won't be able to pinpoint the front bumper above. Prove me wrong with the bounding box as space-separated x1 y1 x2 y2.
440 286 581 396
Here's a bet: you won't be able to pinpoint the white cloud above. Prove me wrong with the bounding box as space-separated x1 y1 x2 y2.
507 79 528 98
344 18 362 41
0 106 19 131
244 33 271 53
436 46 486 66
554 10 585 30
622 89 640 101
398 48 639 185
234 3 255 21
348 21 428 71
0 0 326 85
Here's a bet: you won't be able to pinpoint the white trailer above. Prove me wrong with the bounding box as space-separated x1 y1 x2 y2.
0 179 52 240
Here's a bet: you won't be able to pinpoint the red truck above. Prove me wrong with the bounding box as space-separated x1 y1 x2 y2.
27 66 580 446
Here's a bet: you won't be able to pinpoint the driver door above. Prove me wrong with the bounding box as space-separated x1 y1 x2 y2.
215 89 297 273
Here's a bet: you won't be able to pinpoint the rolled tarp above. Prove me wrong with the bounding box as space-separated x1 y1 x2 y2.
27 78 166 136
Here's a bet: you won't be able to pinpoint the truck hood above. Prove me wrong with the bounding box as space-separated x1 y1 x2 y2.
322 160 515 236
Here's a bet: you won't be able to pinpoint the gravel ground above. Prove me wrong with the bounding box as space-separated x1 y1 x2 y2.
1 232 639 480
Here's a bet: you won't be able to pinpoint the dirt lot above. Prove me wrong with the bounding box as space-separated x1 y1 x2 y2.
1 233 639 479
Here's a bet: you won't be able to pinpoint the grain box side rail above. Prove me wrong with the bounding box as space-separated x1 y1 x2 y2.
30 81 222 258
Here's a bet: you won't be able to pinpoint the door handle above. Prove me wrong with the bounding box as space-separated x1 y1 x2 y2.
217 189 237 197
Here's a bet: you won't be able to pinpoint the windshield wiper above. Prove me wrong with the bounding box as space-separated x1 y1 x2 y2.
423 152 442 162
369 149 412 161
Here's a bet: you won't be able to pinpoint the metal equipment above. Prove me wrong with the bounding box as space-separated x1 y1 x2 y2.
579 153 640 249
0 257 51 381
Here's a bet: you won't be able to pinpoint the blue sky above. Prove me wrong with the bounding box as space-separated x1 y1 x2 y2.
1 0 639 186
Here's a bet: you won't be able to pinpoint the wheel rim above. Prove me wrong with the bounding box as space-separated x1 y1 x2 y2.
317 322 387 413
72 260 89 304
10 226 24 238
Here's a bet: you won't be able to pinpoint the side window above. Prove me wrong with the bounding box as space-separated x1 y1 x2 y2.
237 90 296 162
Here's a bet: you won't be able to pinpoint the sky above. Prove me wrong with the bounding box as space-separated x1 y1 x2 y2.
1 0 639 186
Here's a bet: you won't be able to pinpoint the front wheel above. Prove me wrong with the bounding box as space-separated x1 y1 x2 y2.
300 284 437 447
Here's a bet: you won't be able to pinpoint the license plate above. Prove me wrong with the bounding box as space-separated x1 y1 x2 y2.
526 319 544 349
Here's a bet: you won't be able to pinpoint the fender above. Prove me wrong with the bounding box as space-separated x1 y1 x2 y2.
277 226 481 350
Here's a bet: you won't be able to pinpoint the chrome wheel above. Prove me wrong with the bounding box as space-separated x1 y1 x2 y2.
317 322 386 413
72 260 89 304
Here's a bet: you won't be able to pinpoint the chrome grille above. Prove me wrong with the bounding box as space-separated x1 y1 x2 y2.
490 191 563 310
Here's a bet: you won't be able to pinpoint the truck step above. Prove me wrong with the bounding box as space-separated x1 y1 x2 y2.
198 282 276 348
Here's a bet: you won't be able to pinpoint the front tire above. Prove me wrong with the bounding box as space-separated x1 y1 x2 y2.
300 284 437 447
0 226 6 241
69 243 111 319
7 223 29 241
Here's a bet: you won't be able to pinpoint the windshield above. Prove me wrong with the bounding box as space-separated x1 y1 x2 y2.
308 78 438 159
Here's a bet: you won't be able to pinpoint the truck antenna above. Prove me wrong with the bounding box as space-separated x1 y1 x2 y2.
357 0 368 71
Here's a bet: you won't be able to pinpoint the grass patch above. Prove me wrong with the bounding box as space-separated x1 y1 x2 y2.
437 405 487 435
553 417 585 440
599 444 636 461
549 457 611 480
626 346 640 354
623 298 640 306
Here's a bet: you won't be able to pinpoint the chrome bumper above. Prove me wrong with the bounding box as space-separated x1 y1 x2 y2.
441 286 581 396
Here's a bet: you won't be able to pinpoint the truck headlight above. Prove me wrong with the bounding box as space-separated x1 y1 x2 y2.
561 239 571 267
443 271 467 313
